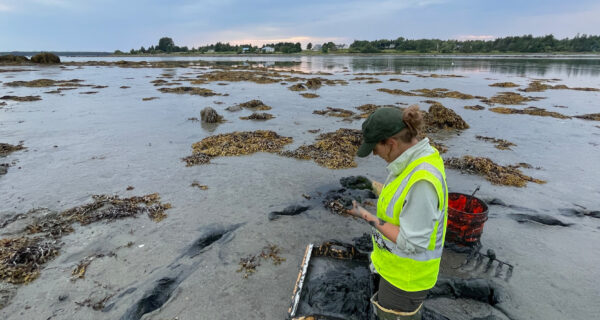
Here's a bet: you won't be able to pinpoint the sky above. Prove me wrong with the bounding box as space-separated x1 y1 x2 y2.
1 0 599 51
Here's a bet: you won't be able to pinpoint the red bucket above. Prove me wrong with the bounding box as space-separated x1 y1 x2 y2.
446 193 488 246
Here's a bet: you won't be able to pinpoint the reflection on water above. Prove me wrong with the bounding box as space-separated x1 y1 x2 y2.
63 55 600 77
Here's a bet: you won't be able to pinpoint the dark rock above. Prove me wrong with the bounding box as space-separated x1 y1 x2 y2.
225 105 242 112
58 294 68 302
487 198 507 206
0 163 8 175
508 213 573 226
30 52 60 64
559 207 600 219
0 55 29 64
268 205 310 221
200 107 223 123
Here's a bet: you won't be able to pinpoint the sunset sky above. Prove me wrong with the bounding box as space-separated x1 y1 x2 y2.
1 0 599 51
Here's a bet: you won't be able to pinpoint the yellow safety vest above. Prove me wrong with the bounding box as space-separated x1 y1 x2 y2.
371 150 448 292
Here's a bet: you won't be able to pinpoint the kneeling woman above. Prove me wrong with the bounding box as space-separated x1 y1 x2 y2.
348 105 448 319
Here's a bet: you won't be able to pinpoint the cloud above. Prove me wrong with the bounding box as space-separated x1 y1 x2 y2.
0 4 12 11
456 35 496 41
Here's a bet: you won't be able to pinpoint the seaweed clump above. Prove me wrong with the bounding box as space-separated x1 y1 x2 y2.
476 136 516 150
378 88 477 100
464 105 485 111
489 82 519 88
424 102 469 131
574 113 600 121
0 237 59 284
240 112 274 120
237 100 272 111
520 80 599 92
355 104 399 118
200 107 224 123
480 92 542 105
445 156 545 187
300 93 319 98
158 86 220 96
305 78 322 90
185 131 293 166
279 129 362 169
288 83 307 91
5 79 85 87
0 55 30 64
0 95 41 102
489 106 570 119
313 107 355 118
30 53 60 64
0 142 25 156
237 244 285 278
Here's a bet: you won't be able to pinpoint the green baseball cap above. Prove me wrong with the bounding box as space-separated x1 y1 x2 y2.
357 107 406 157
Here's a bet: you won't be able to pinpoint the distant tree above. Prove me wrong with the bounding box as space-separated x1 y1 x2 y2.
130 49 135 54
114 50 124 54
140 46 146 53
158 37 175 52
307 42 312 50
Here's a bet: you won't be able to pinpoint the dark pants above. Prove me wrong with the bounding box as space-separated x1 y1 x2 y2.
378 276 428 312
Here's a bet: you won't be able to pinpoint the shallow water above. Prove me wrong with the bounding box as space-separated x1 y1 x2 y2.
1 55 599 320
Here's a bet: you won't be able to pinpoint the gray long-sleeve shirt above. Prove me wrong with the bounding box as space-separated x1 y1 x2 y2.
382 138 439 254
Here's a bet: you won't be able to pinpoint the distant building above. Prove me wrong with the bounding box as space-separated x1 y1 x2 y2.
242 47 250 53
262 46 275 53
312 44 322 51
207 49 215 53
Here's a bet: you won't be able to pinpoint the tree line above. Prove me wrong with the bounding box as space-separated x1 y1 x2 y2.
119 35 600 55
348 34 600 53
122 37 303 54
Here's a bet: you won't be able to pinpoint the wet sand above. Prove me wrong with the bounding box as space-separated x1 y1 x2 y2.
1 56 600 320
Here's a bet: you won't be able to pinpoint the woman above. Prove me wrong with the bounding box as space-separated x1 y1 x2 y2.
348 105 448 320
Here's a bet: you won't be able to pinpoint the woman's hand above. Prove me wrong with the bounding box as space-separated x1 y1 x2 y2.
347 200 374 222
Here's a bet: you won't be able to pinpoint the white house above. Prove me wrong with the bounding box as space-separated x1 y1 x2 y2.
312 44 322 51
261 46 275 53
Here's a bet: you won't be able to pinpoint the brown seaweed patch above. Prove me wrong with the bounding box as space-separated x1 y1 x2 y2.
192 70 281 84
313 107 355 118
158 86 219 96
300 93 319 98
377 88 417 96
489 106 570 119
429 139 448 154
240 112 275 120
288 83 307 91
91 85 108 89
412 88 475 99
186 131 292 166
574 113 600 121
389 78 409 83
237 99 272 111
182 153 212 166
464 105 485 111
30 53 60 64
305 78 322 90
355 104 400 118
142 97 159 101
237 244 285 278
0 95 41 102
481 92 543 105
476 136 516 150
190 181 208 190
0 237 59 284
120 86 130 89
424 102 469 131
79 91 98 95
0 55 30 64
0 142 25 156
520 80 600 92
489 82 519 88
445 156 545 187
71 253 114 282
4 79 85 87
279 128 362 169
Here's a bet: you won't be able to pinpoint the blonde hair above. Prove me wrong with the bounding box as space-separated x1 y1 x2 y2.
390 104 423 143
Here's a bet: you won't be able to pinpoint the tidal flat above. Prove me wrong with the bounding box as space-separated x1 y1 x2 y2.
1 55 599 320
